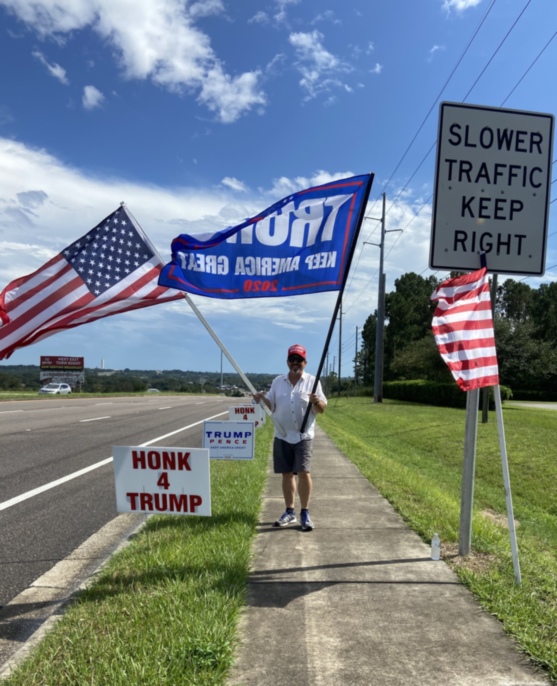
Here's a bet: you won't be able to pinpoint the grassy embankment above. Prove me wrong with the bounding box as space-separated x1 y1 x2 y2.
3 399 556 684
319 398 557 683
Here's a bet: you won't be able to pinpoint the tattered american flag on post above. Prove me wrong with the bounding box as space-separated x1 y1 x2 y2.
0 205 184 360
431 267 499 391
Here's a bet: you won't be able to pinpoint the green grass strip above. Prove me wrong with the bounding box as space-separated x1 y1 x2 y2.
4 422 274 686
319 398 557 683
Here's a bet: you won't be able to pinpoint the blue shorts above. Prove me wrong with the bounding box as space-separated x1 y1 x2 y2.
273 437 313 474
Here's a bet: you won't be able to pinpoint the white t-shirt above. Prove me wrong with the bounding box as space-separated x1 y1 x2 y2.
265 372 327 443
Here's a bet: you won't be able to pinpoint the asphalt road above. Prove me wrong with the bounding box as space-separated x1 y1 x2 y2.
0 394 234 609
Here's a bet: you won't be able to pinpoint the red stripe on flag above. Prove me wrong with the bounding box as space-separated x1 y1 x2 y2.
0 206 185 360
431 267 499 391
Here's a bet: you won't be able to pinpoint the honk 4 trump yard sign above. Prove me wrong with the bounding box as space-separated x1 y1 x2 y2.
112 446 211 516
228 404 265 428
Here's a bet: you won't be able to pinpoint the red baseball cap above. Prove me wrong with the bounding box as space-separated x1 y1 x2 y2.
288 344 307 360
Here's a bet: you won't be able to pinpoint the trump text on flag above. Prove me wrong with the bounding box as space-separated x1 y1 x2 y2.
112 445 211 516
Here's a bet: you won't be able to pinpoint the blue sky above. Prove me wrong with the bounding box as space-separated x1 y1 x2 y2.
0 0 555 379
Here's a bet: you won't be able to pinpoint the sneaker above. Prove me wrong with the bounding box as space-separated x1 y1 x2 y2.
274 510 297 527
300 510 314 531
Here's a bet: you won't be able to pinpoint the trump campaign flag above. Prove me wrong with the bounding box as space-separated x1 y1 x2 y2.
0 205 184 360
431 267 499 391
158 174 373 299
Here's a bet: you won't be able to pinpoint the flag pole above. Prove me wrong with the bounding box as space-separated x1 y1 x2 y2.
182 294 286 436
300 172 374 434
493 384 521 584
479 252 520 582
124 204 285 436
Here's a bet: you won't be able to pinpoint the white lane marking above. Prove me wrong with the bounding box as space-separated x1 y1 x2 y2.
195 402 205 405
79 416 111 423
158 406 172 410
0 410 24 414
95 403 113 406
0 411 227 512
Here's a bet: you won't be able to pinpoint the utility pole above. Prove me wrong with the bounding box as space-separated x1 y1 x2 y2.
364 193 401 403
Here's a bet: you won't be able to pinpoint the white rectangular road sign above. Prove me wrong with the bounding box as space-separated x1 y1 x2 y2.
228 403 265 428
203 420 255 460
430 102 554 276
112 445 211 516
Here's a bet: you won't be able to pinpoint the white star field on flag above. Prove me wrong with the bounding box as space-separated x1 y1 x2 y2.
63 209 154 296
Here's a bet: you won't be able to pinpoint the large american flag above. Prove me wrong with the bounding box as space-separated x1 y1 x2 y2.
431 267 499 391
0 205 184 360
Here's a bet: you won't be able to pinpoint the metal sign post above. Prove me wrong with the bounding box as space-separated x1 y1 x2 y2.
459 389 479 556
493 385 521 584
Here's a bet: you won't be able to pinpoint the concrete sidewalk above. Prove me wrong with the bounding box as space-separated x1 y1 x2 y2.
228 426 549 686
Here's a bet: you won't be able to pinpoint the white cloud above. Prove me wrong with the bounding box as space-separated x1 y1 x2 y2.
442 0 482 12
428 44 445 62
188 0 224 20
32 50 69 84
266 169 357 198
289 30 351 100
221 177 248 192
370 63 382 75
197 66 266 124
0 0 265 123
311 10 341 26
0 137 442 373
248 11 269 25
82 85 104 110
274 0 301 24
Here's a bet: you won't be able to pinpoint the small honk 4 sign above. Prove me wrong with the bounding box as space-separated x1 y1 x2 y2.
112 445 211 516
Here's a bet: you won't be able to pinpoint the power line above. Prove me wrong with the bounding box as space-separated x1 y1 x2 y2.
344 1 555 315
373 0 498 203
351 0 499 261
461 0 533 102
500 31 556 107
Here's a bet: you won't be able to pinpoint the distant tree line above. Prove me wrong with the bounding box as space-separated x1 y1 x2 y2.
0 365 276 394
356 273 557 397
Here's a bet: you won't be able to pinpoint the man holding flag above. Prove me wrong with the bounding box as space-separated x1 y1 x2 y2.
253 343 326 532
